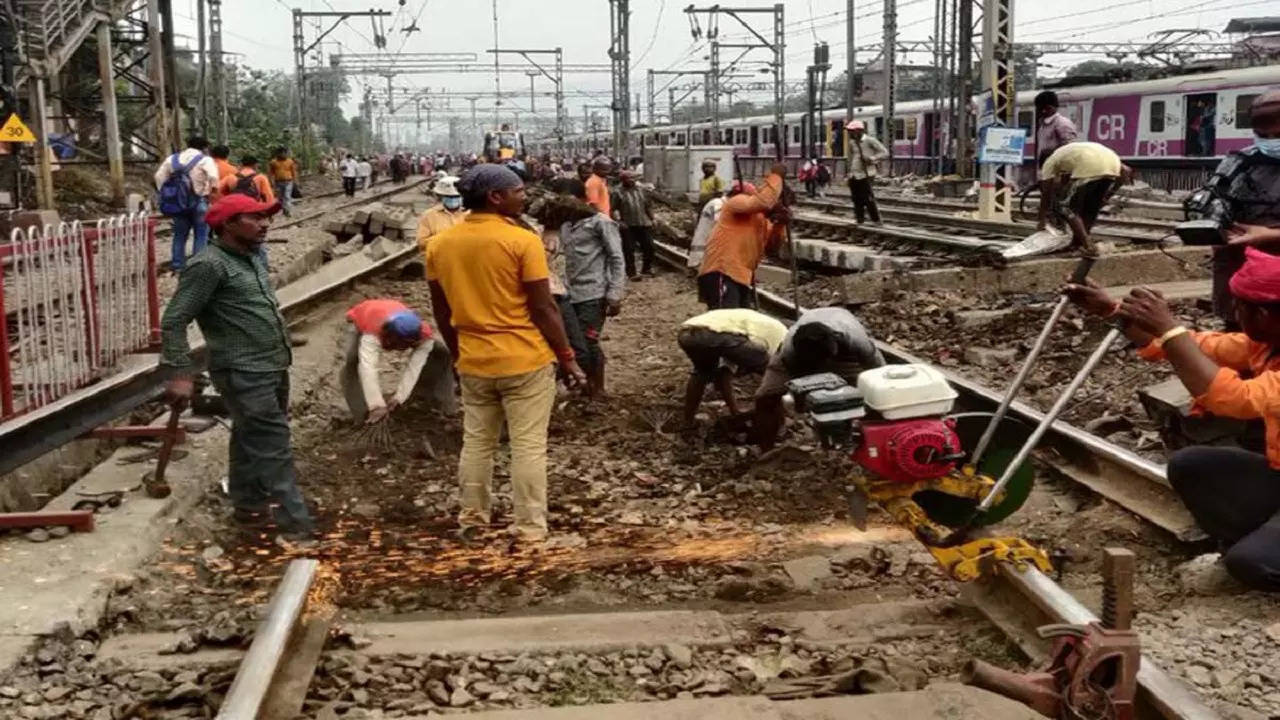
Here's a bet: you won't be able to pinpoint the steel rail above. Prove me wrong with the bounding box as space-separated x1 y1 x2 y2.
792 209 1016 253
796 195 1170 243
654 238 1215 718
862 193 1176 235
216 559 319 719
964 564 1220 720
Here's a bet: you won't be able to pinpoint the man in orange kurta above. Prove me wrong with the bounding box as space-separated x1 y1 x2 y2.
696 165 790 309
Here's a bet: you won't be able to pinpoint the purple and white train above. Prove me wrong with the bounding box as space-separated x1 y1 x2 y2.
543 65 1280 189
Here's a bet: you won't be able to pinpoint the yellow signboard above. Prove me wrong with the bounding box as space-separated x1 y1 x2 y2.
0 114 37 143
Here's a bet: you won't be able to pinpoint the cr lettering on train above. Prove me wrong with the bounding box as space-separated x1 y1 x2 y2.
1096 115 1126 140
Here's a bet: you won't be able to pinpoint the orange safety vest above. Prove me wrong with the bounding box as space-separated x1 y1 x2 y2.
346 298 411 336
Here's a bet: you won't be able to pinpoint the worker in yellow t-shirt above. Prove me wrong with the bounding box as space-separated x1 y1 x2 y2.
425 164 585 544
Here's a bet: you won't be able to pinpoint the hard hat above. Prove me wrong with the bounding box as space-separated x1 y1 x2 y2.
433 176 461 197
846 120 865 131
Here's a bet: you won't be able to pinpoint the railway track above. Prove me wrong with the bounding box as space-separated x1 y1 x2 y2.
791 195 1172 262
195 231 1217 718
864 192 1179 237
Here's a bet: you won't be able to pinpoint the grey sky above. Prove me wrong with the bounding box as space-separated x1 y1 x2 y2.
171 0 1267 128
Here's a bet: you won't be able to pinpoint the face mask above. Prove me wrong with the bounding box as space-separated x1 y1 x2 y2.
442 196 463 210
1256 137 1280 159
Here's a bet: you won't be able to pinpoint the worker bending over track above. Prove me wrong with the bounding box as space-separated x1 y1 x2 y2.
341 299 455 425
754 307 885 450
1036 141 1134 255
1066 248 1280 591
677 308 786 429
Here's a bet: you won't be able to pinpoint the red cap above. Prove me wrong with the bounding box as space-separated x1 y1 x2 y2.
204 194 282 230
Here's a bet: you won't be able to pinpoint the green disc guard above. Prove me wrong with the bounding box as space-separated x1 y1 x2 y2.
912 414 1036 528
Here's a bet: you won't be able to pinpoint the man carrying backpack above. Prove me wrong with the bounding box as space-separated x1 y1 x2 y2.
154 136 220 272
217 154 275 203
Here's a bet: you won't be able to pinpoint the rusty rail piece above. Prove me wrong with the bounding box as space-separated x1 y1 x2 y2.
653 240 1219 720
216 559 319 720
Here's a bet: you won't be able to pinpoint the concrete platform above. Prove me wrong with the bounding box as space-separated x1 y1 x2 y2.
0 420 226 670
396 685 1043 719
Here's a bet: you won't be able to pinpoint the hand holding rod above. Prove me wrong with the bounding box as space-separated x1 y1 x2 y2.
976 325 1123 514
968 254 1097 469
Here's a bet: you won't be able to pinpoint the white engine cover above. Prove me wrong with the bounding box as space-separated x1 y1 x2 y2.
857 364 958 420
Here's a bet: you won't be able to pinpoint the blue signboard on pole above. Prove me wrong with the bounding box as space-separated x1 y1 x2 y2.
978 126 1026 165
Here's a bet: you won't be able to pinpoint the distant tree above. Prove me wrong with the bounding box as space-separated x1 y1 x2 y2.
1064 60 1161 82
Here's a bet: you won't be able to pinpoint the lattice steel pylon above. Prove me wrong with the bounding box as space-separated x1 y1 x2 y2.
208 0 226 143
882 0 896 172
977 0 1013 222
608 0 630 160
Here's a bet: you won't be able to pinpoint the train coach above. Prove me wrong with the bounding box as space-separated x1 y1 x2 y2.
539 64 1280 191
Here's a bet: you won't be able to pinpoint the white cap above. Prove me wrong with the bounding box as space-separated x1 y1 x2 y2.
434 176 461 197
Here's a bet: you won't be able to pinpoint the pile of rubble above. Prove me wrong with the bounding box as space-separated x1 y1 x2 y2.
322 200 427 244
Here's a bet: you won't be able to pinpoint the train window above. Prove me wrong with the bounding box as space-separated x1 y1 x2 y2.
1149 101 1166 133
1237 94 1259 129
893 118 905 141
701 129 710 144
737 129 747 144
792 125 801 143
905 117 918 140
1017 110 1033 131
676 132 686 145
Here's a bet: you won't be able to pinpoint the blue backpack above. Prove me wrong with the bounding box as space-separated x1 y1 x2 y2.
158 153 203 216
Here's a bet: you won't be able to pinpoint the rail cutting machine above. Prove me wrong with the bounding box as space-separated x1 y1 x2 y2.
789 365 1054 582
789 257 1127 581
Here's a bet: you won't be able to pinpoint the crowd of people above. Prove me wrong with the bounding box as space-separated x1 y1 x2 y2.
153 138 300 272
155 90 1280 591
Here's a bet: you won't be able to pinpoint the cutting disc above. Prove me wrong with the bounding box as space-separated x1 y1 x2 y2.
912 413 1035 528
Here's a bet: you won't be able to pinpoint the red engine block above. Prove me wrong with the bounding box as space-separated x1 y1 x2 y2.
853 418 963 484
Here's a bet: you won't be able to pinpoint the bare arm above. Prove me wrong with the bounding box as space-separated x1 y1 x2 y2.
1160 334 1222 397
524 279 587 384
428 281 459 360
1037 177 1053 230
524 279 573 355
600 220 627 304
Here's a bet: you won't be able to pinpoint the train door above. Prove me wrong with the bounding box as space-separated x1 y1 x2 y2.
1184 92 1217 157
749 126 760 156
826 119 840 157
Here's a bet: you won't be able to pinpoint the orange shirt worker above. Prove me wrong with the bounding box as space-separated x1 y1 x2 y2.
1066 247 1280 591
697 166 790 309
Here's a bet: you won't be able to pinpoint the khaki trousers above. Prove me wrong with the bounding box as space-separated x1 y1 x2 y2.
457 364 556 538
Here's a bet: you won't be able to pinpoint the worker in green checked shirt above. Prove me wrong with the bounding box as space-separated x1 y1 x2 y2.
159 193 316 545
